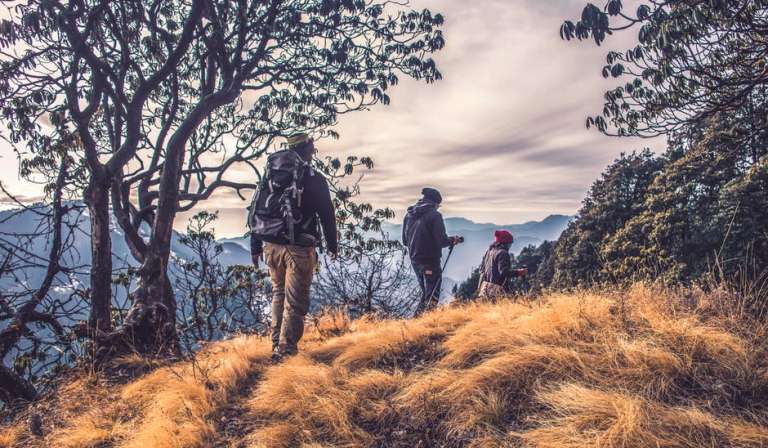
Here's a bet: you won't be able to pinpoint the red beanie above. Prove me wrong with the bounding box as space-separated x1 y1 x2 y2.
494 230 514 244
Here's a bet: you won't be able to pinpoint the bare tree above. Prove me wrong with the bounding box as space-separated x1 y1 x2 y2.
0 158 88 405
313 238 419 319
171 212 271 353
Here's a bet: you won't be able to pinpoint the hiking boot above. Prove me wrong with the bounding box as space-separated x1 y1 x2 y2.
271 345 300 364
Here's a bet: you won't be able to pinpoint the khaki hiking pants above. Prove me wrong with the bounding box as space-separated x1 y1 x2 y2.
264 242 318 355
477 281 506 301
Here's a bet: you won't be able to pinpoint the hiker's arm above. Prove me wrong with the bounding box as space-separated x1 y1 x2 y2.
402 217 408 247
316 177 339 255
498 251 512 283
513 268 528 278
250 232 263 265
432 213 452 248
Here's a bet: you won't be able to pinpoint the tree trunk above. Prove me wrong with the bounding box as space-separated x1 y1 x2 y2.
0 365 36 404
119 248 178 356
114 132 187 356
101 91 239 358
85 176 113 334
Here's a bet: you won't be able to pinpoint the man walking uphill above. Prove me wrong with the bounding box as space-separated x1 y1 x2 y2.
250 133 338 362
403 188 463 316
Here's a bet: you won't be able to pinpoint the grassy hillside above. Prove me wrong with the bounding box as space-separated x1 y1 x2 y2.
3 286 768 447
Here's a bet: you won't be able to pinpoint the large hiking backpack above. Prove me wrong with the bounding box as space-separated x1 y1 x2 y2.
248 149 310 244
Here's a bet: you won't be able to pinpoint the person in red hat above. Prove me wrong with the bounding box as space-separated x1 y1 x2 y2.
476 230 528 301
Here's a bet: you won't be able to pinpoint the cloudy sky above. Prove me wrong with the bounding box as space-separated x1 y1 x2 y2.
0 0 662 237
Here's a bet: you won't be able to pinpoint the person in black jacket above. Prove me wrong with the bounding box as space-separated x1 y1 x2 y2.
251 134 338 362
477 230 527 300
402 188 463 316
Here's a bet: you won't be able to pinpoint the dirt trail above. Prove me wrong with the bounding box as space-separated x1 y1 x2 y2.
212 362 264 448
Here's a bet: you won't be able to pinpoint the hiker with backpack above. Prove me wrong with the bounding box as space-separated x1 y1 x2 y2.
476 230 527 301
249 133 338 362
403 188 464 317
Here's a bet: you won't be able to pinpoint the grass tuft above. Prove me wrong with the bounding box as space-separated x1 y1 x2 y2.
3 284 768 447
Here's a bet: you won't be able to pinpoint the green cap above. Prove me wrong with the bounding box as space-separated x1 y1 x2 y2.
286 133 312 149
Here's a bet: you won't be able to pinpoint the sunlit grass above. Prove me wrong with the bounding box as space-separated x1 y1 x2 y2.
3 284 768 447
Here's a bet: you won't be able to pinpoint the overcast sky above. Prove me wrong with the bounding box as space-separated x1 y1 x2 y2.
0 0 662 237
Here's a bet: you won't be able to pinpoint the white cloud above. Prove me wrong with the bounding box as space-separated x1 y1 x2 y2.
0 0 663 237
315 0 663 226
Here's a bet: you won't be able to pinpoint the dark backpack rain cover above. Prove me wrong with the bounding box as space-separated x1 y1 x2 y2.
248 149 309 244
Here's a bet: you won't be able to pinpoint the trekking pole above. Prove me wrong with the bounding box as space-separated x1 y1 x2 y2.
425 243 456 310
441 244 456 273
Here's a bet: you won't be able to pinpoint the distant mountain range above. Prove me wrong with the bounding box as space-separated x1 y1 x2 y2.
223 214 573 283
0 205 571 294
0 203 204 309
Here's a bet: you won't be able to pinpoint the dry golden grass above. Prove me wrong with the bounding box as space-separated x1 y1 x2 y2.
0 371 121 448
1 336 272 448
3 284 768 448
308 304 472 370
0 425 21 448
243 285 768 447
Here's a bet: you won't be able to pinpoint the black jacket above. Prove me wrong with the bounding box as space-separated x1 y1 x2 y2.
402 199 451 265
480 243 516 286
251 169 338 255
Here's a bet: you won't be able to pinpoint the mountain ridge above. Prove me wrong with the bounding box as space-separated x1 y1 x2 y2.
222 214 572 282
0 205 570 302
